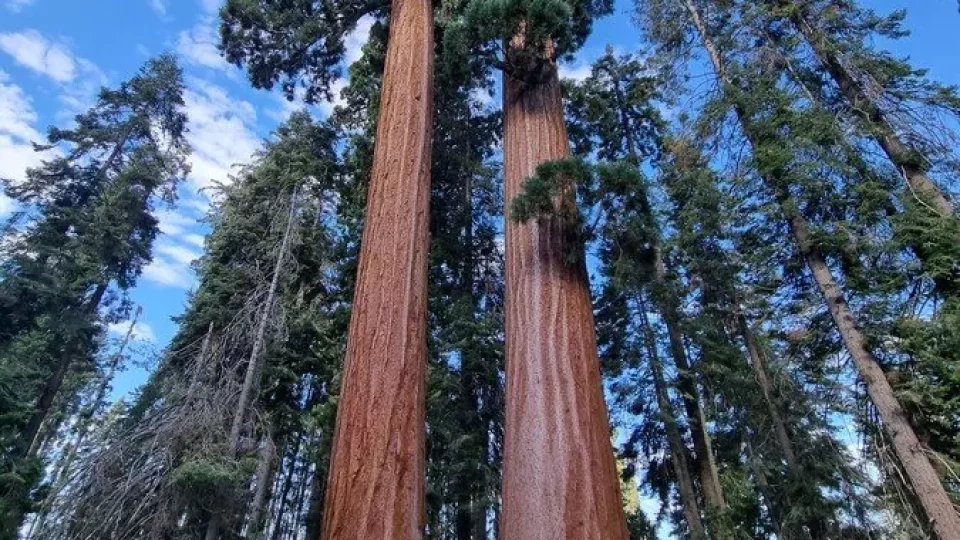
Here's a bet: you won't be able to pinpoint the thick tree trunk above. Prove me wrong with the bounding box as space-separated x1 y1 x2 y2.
501 49 628 539
680 2 960 535
652 248 726 514
737 313 797 469
638 295 707 540
319 0 433 536
784 3 953 218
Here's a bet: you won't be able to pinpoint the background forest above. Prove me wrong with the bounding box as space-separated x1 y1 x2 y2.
1 0 960 538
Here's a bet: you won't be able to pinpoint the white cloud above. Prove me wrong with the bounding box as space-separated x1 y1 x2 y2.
345 16 374 67
149 0 167 16
0 72 52 203
183 79 261 191
156 208 197 236
558 62 592 82
176 19 232 73
4 0 34 12
109 320 157 342
0 193 15 218
0 30 106 120
183 233 206 249
156 242 201 266
0 30 77 82
143 257 194 288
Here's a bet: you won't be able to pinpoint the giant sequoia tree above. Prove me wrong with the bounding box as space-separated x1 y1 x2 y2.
221 0 436 536
446 0 633 536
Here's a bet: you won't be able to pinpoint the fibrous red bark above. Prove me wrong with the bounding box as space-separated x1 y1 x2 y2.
501 55 629 539
319 0 434 536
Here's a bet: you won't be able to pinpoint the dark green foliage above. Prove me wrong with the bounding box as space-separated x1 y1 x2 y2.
219 0 387 103
0 55 189 537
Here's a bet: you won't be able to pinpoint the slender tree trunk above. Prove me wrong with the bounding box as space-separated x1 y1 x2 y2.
737 312 797 469
651 247 726 513
745 441 788 540
186 322 215 403
638 295 707 540
780 193 960 539
19 282 108 458
781 2 953 218
320 0 433 536
272 433 305 540
680 2 960 536
207 187 298 540
501 42 628 539
304 435 328 540
247 431 278 539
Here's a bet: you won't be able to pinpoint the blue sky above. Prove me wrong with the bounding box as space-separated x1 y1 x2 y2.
0 0 957 397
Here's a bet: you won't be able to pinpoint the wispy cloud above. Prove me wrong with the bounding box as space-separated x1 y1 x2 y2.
177 19 233 73
558 61 592 82
108 320 157 342
0 70 55 215
148 0 167 16
4 0 34 13
0 30 77 82
183 78 261 192
143 256 194 289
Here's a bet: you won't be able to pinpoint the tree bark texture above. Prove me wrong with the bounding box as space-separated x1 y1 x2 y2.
501 55 629 540
319 0 433 536
780 195 960 539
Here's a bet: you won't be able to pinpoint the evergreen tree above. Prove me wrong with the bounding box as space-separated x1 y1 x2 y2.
38 112 343 539
0 54 189 537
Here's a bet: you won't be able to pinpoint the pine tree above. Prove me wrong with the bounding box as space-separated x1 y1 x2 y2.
640 0 960 535
0 55 189 537
39 112 343 539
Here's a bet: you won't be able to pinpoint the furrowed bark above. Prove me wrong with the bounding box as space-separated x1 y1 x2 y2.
319 0 434 535
681 1 960 535
638 295 707 540
501 48 628 539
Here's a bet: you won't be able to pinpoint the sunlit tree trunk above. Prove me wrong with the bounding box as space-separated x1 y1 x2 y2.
320 0 434 535
501 42 629 539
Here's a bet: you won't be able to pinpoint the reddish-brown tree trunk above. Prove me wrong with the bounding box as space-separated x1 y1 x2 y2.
319 0 434 536
501 53 629 539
